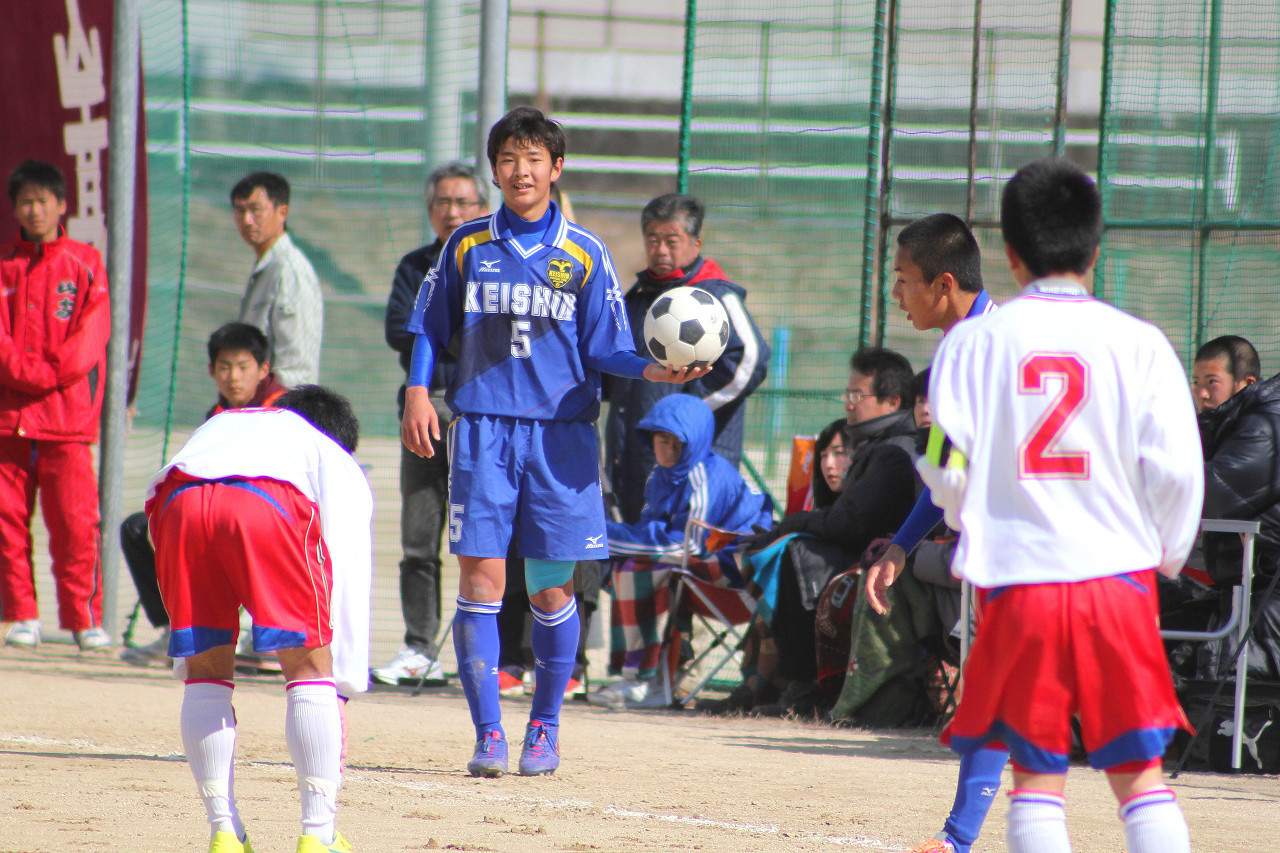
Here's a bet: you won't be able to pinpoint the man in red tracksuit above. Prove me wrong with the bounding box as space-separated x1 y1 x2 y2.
0 160 111 651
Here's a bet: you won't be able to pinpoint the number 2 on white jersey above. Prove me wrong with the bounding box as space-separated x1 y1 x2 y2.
1018 353 1090 479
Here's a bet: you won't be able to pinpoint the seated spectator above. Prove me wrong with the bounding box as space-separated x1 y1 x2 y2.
1198 336 1280 681
1193 334 1259 414
699 417 851 715
741 347 919 717
822 368 955 726
587 394 772 709
119 322 287 665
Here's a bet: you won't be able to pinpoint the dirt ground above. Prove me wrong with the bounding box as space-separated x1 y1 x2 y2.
1 646 1275 853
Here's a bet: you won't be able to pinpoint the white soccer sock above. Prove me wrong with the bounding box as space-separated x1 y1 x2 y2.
181 681 245 839
1006 791 1071 853
1120 789 1190 853
285 680 342 845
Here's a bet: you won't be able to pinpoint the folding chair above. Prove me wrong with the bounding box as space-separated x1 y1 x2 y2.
657 516 758 708
1162 518 1260 771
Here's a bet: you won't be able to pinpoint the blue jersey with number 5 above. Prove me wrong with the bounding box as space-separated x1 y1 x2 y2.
407 201 635 422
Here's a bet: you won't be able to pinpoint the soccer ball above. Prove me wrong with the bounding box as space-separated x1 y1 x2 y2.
643 286 730 370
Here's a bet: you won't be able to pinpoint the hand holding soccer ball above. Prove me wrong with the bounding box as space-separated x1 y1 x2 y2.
643 286 731 370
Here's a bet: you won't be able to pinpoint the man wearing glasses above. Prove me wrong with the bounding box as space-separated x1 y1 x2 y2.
737 347 920 716
374 161 489 685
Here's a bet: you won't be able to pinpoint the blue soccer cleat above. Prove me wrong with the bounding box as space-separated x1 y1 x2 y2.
467 730 508 778
518 721 560 776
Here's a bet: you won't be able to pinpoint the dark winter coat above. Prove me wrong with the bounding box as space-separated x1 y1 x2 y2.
1201 372 1280 583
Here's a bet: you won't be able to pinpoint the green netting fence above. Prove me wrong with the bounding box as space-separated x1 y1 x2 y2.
76 0 1280 659
1099 0 1280 368
678 0 1280 489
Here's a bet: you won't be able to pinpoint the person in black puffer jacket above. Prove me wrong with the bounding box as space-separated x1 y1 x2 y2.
1200 338 1280 681
743 348 921 715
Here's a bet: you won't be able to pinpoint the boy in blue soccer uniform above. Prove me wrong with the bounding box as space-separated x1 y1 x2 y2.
402 106 705 777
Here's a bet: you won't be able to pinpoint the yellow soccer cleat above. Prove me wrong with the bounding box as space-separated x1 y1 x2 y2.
208 831 255 853
296 831 353 853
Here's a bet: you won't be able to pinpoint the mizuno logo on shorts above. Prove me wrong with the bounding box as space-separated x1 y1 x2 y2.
585 535 604 549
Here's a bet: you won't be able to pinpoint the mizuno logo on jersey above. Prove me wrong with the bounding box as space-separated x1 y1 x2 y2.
465 281 577 322
585 535 604 549
479 259 500 273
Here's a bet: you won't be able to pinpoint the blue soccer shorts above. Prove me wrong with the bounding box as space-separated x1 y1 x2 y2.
447 414 608 561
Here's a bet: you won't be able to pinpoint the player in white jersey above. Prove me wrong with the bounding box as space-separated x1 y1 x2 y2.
913 159 1203 853
147 387 372 853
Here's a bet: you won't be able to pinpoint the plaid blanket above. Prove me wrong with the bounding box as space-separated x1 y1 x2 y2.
606 554 754 680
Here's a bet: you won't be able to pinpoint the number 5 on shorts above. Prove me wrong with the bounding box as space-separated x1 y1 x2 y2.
449 503 464 542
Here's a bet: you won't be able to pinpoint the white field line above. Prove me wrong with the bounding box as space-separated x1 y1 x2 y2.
345 768 904 850
1 732 903 850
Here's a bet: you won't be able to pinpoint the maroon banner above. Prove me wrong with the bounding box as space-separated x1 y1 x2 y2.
0 0 149 402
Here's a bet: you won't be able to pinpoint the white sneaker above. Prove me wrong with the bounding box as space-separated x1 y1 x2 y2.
74 626 111 652
587 678 668 710
371 648 443 684
4 620 41 649
120 628 172 666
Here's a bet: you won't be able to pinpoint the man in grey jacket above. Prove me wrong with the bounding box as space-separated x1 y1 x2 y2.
232 172 323 387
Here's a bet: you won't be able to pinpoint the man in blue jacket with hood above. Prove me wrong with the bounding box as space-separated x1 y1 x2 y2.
589 394 773 709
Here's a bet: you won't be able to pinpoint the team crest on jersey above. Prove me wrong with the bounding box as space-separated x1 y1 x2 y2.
547 257 573 289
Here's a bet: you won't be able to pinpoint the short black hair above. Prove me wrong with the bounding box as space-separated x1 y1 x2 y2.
486 106 566 170
1001 158 1102 278
275 385 360 454
207 322 270 367
850 347 914 410
426 160 488 208
8 160 66 205
641 193 706 239
1195 335 1261 383
230 171 290 207
912 368 931 402
897 213 982 293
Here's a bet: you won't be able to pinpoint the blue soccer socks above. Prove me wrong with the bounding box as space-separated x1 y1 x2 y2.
454 597 505 740
529 598 579 726
941 746 1008 852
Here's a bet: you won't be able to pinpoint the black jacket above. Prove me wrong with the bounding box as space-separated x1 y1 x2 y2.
768 408 920 554
603 256 770 522
1202 372 1280 582
385 239 454 418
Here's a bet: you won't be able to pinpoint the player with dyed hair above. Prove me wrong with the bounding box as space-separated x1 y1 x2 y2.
147 386 372 853
401 106 706 777
884 158 1203 853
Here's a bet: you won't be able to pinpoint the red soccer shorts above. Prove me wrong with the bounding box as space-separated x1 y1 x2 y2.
147 472 333 657
943 570 1190 774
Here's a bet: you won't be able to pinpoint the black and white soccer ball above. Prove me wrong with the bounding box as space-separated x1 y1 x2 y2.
643 286 730 370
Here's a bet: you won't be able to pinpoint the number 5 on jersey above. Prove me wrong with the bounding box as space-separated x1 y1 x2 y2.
1018 353 1090 479
511 320 531 358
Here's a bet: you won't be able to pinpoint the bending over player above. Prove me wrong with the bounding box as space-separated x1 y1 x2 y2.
401 106 706 777
147 386 372 853
889 158 1203 853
